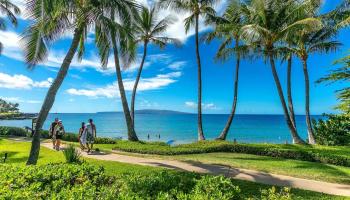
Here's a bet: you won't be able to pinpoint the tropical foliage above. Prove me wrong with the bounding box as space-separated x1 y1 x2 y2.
0 163 292 199
0 98 19 113
313 114 350 146
0 0 20 54
131 5 180 126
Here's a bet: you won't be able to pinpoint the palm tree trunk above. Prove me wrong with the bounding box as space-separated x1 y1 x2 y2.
302 58 316 144
268 53 305 144
195 14 205 141
26 27 83 165
217 40 240 140
287 56 297 129
111 36 138 141
130 41 148 127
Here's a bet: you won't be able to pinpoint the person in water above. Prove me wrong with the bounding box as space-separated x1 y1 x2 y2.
78 122 86 150
53 120 65 151
49 118 59 149
83 119 96 153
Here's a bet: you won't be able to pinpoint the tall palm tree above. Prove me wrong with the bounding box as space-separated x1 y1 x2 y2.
240 0 322 144
0 0 20 54
23 0 138 165
94 1 140 141
159 0 219 141
288 28 341 144
204 0 247 140
23 0 91 165
131 6 180 126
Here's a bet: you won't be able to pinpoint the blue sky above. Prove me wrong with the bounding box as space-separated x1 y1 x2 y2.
0 0 348 114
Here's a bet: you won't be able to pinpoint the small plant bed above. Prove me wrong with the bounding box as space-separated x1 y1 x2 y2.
111 140 350 167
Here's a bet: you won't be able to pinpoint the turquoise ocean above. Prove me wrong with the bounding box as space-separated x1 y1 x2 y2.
0 113 322 144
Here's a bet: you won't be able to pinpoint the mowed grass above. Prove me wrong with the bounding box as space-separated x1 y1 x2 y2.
88 142 350 184
1 138 350 199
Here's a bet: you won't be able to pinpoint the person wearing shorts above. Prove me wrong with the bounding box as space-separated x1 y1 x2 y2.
84 119 96 153
53 120 65 151
49 118 59 149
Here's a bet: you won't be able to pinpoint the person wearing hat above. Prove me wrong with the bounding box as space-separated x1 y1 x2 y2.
53 120 65 151
49 118 59 149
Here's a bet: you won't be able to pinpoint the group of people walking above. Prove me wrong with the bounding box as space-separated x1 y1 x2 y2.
49 118 97 153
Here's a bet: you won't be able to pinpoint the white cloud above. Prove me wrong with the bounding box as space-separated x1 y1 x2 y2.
67 71 182 98
0 72 52 89
185 101 219 110
0 96 41 104
168 61 187 70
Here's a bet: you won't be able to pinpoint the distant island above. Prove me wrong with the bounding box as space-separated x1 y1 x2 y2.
98 109 190 115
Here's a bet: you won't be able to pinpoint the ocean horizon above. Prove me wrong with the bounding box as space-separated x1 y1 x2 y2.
0 112 322 144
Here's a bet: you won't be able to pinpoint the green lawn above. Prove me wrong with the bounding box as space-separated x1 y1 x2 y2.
88 142 350 184
1 138 349 199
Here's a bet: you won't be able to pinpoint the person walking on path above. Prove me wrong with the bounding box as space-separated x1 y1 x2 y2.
49 118 59 149
78 122 86 150
84 119 96 153
53 120 65 151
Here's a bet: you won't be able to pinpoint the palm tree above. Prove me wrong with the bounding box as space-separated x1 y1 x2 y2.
94 1 140 141
23 0 138 165
288 28 341 144
204 0 247 140
317 57 350 114
240 0 322 144
159 0 219 141
130 6 180 126
0 0 20 54
23 0 90 165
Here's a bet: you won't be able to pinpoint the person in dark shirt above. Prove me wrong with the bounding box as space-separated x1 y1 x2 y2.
49 118 59 149
53 120 65 151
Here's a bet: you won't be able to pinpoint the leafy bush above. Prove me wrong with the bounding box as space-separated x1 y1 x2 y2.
0 163 289 199
259 187 291 200
112 140 350 167
63 144 81 163
313 114 350 146
0 126 29 137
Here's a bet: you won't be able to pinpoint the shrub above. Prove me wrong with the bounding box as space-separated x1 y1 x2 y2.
112 140 350 167
0 163 287 199
259 187 291 200
313 114 350 146
187 176 242 200
63 144 81 164
0 126 29 137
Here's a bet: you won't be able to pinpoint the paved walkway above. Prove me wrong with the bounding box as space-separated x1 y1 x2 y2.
39 142 350 197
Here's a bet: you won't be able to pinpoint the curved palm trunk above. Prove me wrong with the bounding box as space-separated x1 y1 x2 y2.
111 36 138 141
26 27 83 165
268 53 305 144
217 40 240 140
130 41 148 127
287 56 297 129
302 58 316 144
195 14 205 141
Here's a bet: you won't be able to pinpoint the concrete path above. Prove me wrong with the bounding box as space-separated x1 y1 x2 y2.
39 142 350 197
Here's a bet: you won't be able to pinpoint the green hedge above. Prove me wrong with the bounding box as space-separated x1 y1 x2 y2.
0 163 291 199
0 126 119 144
112 141 350 167
0 126 30 137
